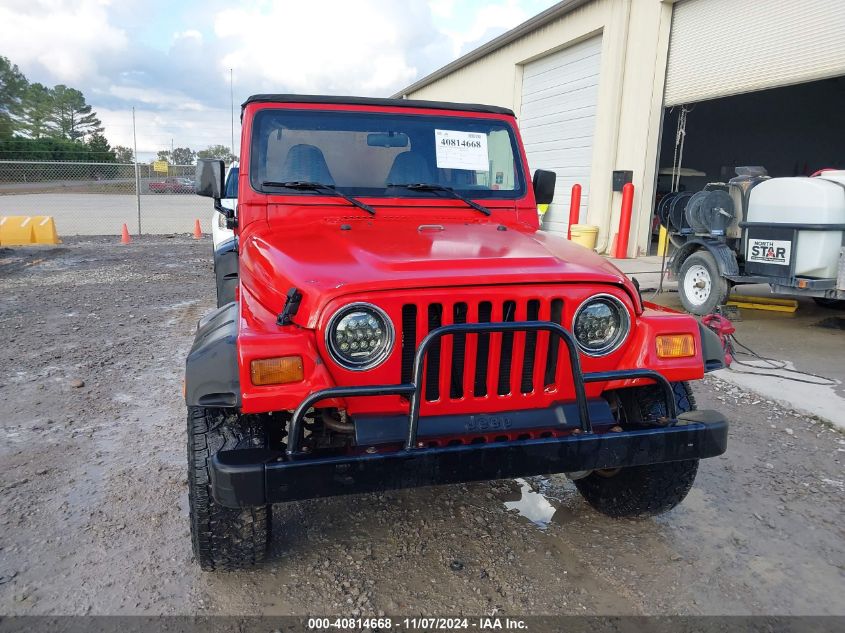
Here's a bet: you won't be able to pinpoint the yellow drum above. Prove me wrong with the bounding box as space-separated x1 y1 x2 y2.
569 224 598 249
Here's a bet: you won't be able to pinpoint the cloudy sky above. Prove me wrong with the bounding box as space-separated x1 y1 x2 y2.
0 0 557 160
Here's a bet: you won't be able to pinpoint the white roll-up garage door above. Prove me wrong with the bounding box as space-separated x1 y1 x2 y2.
520 35 601 235
665 0 845 107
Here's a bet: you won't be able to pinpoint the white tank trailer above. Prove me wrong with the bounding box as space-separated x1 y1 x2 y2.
664 167 845 315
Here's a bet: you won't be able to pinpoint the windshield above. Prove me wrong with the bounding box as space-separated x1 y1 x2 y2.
249 109 525 199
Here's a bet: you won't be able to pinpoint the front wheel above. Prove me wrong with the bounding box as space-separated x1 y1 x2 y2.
574 382 699 517
678 250 730 316
188 406 271 571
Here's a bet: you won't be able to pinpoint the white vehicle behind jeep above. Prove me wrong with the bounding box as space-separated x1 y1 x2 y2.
211 163 238 250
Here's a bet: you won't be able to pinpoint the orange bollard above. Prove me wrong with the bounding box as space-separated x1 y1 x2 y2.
614 183 634 259
193 219 203 240
567 184 581 240
120 223 131 244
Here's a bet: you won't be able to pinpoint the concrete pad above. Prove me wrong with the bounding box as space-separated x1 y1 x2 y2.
648 284 845 429
713 362 844 430
606 254 675 292
0 193 211 235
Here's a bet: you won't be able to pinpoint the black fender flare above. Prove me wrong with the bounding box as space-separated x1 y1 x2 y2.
669 238 739 278
185 302 240 408
213 236 239 308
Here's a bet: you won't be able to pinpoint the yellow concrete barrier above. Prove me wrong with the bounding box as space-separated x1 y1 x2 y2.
31 216 61 244
0 215 61 246
727 294 798 313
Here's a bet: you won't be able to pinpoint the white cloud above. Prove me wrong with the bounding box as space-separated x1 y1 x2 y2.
428 0 456 18
0 0 127 84
442 0 530 57
106 86 207 111
213 0 435 96
0 0 553 158
174 29 203 43
97 105 235 158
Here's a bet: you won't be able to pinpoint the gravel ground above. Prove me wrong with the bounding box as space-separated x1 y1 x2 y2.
0 236 843 616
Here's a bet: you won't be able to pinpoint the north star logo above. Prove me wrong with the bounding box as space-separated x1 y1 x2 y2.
748 238 791 265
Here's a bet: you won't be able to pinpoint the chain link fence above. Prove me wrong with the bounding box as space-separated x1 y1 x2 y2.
0 160 212 236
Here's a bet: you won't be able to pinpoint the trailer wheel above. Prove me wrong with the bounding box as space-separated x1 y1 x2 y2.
813 297 845 309
678 250 730 315
188 406 271 571
574 382 698 518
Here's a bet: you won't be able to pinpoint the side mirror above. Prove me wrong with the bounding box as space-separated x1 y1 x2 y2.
196 159 225 199
533 169 556 205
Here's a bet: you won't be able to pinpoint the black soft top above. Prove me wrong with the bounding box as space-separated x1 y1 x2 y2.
242 94 515 117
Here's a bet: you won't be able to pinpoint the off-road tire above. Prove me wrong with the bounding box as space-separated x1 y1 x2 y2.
188 406 271 571
574 381 698 518
678 250 730 316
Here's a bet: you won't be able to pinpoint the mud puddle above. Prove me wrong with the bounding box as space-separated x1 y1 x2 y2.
502 478 559 529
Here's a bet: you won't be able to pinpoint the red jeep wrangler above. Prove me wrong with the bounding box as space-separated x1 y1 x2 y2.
189 94 728 571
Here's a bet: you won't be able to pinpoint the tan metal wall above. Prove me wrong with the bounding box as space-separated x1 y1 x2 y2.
404 0 675 257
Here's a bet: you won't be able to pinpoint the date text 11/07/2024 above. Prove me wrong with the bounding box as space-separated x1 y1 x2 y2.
307 616 528 630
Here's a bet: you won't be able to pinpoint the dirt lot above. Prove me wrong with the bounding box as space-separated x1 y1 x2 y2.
0 237 843 616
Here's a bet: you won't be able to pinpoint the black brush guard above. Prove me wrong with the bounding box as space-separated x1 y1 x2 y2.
210 322 728 508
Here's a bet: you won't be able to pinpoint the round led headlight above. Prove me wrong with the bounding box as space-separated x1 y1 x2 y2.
326 303 394 370
572 294 630 356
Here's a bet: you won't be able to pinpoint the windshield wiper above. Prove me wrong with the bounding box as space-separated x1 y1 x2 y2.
387 182 491 216
262 180 376 215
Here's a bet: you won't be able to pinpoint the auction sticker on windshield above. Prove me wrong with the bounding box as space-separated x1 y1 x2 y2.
435 129 488 171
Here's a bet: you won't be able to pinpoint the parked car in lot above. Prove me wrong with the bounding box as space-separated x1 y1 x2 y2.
211 163 238 307
149 177 195 194
188 94 729 571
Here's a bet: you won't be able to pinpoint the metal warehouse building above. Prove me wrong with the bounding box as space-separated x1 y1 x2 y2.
394 0 845 257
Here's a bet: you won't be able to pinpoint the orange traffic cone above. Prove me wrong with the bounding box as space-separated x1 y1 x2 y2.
121 223 131 244
193 219 203 240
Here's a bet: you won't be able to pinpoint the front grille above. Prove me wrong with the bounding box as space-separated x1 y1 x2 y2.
450 303 468 399
400 297 565 403
425 304 443 401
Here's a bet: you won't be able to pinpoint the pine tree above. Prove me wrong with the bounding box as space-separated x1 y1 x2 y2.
0 56 27 139
197 144 237 163
113 145 134 163
86 132 115 160
157 147 196 164
48 85 104 141
19 83 55 138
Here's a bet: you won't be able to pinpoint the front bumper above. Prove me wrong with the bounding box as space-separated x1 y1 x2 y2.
211 410 727 507
210 321 729 508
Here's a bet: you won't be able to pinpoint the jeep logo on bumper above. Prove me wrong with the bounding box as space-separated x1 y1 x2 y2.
466 415 512 432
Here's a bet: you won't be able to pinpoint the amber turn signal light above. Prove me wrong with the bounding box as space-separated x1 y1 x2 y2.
656 334 695 359
250 356 304 386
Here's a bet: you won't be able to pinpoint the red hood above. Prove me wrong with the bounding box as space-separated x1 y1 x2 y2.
239 217 637 328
